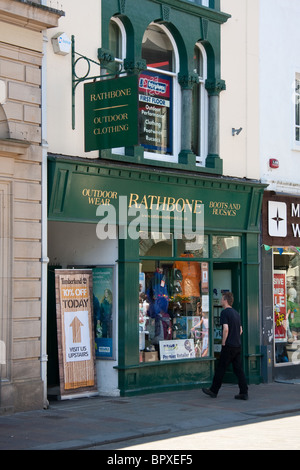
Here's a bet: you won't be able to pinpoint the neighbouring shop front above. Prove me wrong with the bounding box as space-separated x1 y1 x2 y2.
47 156 265 397
261 191 300 383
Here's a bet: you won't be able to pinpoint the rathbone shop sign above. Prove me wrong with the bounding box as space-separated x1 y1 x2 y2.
84 75 138 151
262 192 300 245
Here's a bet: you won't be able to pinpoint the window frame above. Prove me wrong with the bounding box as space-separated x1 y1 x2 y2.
294 73 300 150
141 23 181 164
108 19 208 167
194 42 208 166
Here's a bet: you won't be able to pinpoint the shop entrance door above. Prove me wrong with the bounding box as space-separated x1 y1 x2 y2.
212 263 241 361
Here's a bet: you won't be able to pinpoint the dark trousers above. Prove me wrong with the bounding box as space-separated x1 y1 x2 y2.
211 345 248 395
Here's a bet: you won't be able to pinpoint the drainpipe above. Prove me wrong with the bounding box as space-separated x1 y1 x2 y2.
40 9 50 409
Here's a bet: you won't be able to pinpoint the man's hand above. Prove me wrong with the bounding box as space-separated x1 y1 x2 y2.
222 323 229 346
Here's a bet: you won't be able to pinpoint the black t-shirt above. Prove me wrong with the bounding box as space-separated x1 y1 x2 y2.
220 307 241 347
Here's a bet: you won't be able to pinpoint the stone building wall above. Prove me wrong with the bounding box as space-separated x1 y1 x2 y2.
0 0 62 413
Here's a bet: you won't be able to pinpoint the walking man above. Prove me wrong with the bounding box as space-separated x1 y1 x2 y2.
202 291 248 400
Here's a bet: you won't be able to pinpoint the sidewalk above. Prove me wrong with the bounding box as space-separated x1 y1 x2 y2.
0 382 299 450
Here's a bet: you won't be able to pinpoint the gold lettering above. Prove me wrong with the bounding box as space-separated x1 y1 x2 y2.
90 88 132 103
140 195 149 209
194 200 203 214
129 193 139 208
156 196 167 211
167 197 176 212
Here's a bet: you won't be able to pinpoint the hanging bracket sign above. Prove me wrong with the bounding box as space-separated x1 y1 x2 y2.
84 75 139 152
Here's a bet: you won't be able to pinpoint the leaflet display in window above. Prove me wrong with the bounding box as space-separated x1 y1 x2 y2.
139 71 173 155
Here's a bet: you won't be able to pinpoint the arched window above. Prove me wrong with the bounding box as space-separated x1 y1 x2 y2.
192 43 208 165
139 24 180 162
109 17 126 68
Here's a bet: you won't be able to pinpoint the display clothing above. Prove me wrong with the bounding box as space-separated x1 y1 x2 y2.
147 271 169 317
146 270 171 342
173 254 201 298
287 299 300 329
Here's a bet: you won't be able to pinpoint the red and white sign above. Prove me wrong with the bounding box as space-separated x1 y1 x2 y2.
273 270 287 342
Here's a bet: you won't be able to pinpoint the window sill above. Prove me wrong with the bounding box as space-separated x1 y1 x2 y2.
292 142 300 152
100 148 223 175
114 356 215 370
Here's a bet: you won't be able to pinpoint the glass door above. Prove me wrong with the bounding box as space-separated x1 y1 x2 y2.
212 263 241 359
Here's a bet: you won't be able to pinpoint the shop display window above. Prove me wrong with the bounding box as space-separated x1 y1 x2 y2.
139 232 209 362
212 236 241 259
273 247 300 365
176 234 208 258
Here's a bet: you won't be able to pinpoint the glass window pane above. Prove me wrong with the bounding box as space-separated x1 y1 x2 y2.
212 236 241 258
139 232 173 257
273 248 300 365
191 82 201 156
176 234 208 258
142 25 174 72
296 101 300 127
109 21 122 59
139 257 210 361
139 71 173 155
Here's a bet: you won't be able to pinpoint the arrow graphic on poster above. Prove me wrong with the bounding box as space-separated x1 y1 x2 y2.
70 316 84 343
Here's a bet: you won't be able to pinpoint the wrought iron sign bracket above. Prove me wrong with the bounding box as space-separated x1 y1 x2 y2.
71 35 124 130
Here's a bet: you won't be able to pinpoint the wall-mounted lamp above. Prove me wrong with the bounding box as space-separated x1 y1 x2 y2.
232 127 243 136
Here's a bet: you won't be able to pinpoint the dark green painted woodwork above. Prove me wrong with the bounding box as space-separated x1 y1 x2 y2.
99 0 230 173
48 156 266 395
48 156 264 233
117 358 214 396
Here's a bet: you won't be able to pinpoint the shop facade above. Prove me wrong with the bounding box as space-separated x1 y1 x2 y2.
48 156 265 396
261 191 300 383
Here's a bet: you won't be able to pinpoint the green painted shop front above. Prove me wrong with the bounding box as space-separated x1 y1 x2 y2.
48 156 265 396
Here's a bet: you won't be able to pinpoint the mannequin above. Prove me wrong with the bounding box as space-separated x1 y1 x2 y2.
287 287 300 340
146 268 171 343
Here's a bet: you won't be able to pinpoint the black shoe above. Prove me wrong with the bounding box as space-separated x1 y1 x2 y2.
202 388 217 398
235 393 248 400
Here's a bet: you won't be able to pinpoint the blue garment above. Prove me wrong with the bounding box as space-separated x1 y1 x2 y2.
147 272 169 318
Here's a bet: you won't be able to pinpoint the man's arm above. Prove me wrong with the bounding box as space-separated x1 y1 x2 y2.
222 324 229 346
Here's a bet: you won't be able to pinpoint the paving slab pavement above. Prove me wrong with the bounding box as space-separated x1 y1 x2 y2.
0 382 299 450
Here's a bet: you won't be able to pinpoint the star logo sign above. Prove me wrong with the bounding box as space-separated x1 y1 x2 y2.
272 208 284 229
268 201 287 237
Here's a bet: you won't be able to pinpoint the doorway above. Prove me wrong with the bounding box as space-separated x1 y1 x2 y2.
212 263 241 361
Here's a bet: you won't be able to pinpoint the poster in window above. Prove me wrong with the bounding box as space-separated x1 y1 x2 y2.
55 269 97 397
273 270 287 342
139 71 172 154
93 267 114 358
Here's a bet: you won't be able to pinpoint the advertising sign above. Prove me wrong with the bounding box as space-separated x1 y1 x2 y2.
262 191 300 246
139 71 172 154
55 270 97 397
93 267 114 359
84 75 138 151
273 270 287 343
159 339 195 361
